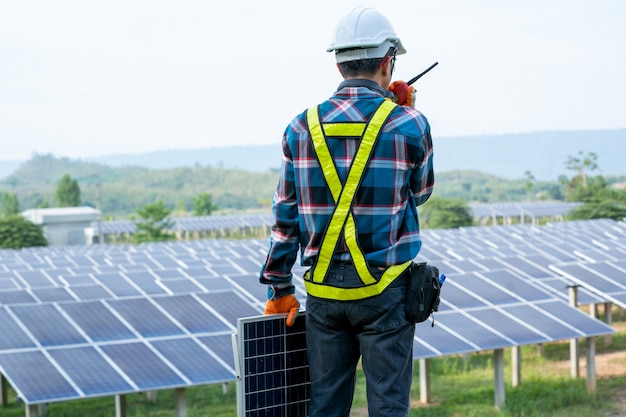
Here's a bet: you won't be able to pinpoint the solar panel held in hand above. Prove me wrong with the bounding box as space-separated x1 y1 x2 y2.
233 314 309 417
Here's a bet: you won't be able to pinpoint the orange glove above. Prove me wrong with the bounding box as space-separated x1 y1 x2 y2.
388 80 416 107
265 294 300 327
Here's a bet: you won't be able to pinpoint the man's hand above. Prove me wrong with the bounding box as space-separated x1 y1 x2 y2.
388 80 416 108
265 294 300 326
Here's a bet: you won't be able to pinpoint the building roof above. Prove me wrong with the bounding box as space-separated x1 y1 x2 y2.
21 206 101 224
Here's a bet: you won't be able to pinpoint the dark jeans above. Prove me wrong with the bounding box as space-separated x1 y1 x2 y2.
305 263 415 417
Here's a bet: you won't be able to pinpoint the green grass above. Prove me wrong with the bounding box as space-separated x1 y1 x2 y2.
1 322 624 417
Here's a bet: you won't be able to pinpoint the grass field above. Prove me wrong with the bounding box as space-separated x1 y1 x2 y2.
1 317 624 417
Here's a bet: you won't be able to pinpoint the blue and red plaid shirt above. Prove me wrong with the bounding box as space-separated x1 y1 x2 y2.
260 79 434 285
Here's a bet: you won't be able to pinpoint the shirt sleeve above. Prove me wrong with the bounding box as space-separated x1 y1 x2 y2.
410 124 435 206
259 135 300 285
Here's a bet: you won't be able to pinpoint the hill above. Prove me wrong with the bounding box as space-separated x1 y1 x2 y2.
82 128 625 181
1 129 624 182
0 154 575 218
0 154 280 218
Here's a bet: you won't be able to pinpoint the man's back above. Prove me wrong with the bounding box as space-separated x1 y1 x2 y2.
280 81 434 268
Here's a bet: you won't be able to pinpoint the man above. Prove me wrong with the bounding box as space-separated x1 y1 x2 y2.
259 6 434 417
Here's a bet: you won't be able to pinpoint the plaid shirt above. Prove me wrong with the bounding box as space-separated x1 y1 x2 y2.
260 79 434 285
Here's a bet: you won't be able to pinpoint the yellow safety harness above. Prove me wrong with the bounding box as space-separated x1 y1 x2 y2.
304 100 412 300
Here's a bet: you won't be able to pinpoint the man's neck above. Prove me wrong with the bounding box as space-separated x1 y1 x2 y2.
338 78 394 99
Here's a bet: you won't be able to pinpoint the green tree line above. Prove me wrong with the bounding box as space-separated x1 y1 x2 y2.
1 152 625 243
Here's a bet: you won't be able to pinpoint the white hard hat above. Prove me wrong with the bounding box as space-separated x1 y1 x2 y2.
327 6 406 63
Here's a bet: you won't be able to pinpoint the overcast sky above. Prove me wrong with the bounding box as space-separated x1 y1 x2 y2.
1 0 625 161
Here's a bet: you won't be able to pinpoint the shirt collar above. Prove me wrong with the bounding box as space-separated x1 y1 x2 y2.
336 79 395 100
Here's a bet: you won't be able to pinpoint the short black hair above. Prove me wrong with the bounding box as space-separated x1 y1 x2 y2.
336 46 396 78
338 58 384 78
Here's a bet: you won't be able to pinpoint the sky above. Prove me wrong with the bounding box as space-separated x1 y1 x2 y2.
1 0 625 161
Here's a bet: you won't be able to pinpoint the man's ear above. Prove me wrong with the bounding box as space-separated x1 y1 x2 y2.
380 57 392 78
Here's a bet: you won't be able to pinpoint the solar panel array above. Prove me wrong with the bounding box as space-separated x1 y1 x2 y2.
98 202 580 237
0 218 623 406
98 214 275 236
468 201 582 219
0 240 274 404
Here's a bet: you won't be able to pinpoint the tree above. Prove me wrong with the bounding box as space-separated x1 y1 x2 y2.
56 173 81 207
1 192 19 217
568 175 608 202
567 189 626 221
193 193 218 216
0 215 47 249
524 171 535 200
134 200 175 243
419 196 474 229
565 151 598 188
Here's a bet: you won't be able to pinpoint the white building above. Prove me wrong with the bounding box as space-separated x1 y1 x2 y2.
21 206 101 246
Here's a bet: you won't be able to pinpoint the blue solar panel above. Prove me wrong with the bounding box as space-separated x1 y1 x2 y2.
441 259 486 274
0 309 36 350
151 338 234 383
438 313 511 351
107 298 184 338
612 259 626 271
158 278 204 294
197 291 263 325
196 277 235 292
478 270 553 302
100 342 186 390
0 276 19 290
11 304 86 347
581 262 626 288
198 334 238 369
0 290 37 305
437 278 488 310
470 309 549 345
452 273 520 305
15 270 54 288
31 287 76 303
123 271 167 295
69 284 112 301
179 266 215 278
496 256 553 279
150 268 187 279
60 301 136 342
0 351 78 403
58 273 96 286
551 263 623 293
501 304 578 341
537 300 614 337
94 272 142 297
414 315 477 356
538 277 606 305
154 294 231 333
227 275 268 302
47 346 134 396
